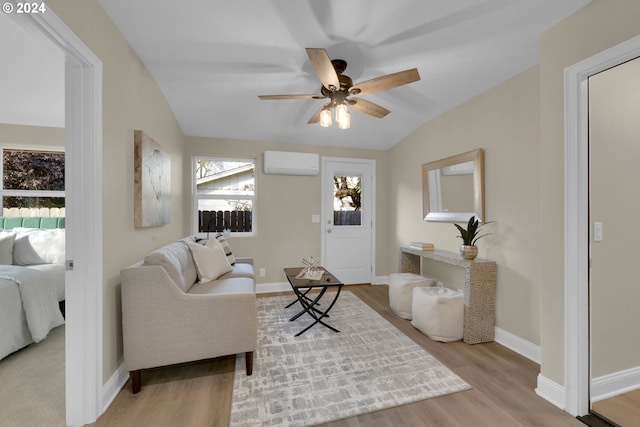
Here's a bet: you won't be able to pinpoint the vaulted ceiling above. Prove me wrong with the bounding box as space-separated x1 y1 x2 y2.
1 1 591 150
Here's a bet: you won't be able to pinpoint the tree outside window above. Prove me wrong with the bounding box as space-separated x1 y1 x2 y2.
1 149 65 213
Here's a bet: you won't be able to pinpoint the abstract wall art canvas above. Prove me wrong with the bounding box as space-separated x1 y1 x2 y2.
134 130 171 227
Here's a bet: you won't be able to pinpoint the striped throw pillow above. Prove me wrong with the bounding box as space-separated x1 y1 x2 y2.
214 234 236 265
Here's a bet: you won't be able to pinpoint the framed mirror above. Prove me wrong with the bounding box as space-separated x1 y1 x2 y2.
421 148 485 222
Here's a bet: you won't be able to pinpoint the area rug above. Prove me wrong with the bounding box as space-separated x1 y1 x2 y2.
230 291 470 426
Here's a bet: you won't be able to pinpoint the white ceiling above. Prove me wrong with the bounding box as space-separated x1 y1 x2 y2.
1 0 590 150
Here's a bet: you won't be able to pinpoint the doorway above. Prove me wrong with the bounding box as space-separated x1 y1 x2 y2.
586 56 640 427
8 9 105 426
321 157 375 284
564 34 640 422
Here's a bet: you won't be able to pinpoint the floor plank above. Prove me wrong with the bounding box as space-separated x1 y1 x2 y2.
592 389 640 427
90 285 584 427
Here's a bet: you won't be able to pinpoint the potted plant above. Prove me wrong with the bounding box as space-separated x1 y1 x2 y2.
454 217 491 260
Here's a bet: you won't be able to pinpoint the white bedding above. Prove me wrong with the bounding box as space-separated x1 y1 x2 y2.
0 265 65 360
25 263 65 302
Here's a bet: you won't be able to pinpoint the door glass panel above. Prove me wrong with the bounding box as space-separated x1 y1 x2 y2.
333 175 361 226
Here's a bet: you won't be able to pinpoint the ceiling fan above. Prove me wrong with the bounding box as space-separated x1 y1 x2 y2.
258 48 421 129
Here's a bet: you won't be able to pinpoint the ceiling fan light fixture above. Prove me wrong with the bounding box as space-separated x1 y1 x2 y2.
335 103 349 124
259 48 421 129
337 108 350 130
320 107 332 127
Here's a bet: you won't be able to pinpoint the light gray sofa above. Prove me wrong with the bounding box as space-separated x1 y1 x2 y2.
120 235 257 394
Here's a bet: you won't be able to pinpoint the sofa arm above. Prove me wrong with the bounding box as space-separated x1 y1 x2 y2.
235 257 253 265
120 265 257 372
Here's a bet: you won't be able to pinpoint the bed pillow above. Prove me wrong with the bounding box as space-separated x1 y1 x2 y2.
187 241 232 283
29 229 65 264
0 232 16 265
13 235 46 265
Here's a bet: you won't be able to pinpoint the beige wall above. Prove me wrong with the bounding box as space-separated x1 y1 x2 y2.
48 0 188 381
390 67 541 344
583 57 640 378
539 0 640 384
35 0 640 395
185 137 390 284
0 123 65 148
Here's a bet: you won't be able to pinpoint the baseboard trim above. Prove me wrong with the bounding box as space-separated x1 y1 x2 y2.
102 363 128 413
536 374 566 410
372 275 388 285
494 327 540 364
591 365 640 402
256 281 290 294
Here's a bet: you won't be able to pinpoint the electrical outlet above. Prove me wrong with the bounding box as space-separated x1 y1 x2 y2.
259 268 266 277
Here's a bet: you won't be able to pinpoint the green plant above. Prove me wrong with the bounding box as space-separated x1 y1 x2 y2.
454 217 491 246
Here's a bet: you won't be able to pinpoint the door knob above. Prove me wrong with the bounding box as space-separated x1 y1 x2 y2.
327 229 332 233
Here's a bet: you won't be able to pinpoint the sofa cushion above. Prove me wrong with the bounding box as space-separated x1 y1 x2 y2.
144 241 197 293
187 241 232 283
188 276 255 295
218 262 255 280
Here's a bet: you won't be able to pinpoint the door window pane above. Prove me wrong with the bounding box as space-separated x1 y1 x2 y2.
333 175 361 226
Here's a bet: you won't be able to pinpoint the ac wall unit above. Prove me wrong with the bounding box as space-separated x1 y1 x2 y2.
263 151 319 176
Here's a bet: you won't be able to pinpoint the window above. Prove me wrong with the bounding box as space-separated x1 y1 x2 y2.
0 147 65 216
333 175 361 226
194 156 255 235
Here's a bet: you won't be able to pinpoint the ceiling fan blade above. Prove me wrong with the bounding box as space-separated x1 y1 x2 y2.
258 94 324 100
307 107 323 124
349 98 391 119
306 48 340 91
350 68 420 96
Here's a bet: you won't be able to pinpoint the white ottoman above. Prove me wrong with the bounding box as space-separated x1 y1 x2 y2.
388 273 437 319
411 286 464 342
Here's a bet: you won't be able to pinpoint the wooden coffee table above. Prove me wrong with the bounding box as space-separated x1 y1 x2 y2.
283 267 344 336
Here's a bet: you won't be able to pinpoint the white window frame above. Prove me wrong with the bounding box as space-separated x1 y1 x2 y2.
0 145 66 214
193 155 256 237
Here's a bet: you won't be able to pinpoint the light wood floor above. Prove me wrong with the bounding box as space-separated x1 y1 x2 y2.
89 285 584 427
592 389 640 426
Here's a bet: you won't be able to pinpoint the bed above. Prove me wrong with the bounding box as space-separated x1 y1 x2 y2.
0 266 65 360
0 221 66 361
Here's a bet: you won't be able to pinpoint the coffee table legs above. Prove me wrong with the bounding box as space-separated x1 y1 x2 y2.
287 288 326 321
290 285 343 336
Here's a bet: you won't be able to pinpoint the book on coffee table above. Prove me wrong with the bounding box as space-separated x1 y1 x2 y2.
410 241 435 251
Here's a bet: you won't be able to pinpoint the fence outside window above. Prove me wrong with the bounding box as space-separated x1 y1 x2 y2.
198 210 252 233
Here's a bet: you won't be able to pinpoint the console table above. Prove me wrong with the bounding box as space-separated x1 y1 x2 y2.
399 246 497 344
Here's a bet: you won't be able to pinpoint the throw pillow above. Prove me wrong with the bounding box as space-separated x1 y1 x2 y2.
204 236 224 251
0 232 16 265
187 241 232 283
214 234 236 265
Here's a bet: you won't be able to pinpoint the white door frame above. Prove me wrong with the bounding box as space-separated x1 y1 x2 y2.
564 34 640 417
321 157 375 283
11 6 104 426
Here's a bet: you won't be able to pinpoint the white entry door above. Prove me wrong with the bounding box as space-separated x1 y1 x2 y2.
321 157 375 284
